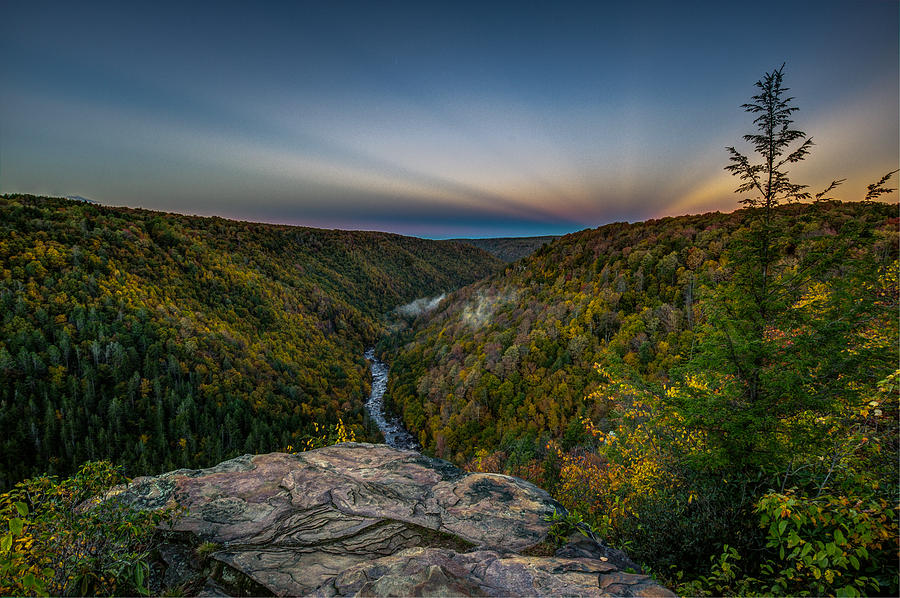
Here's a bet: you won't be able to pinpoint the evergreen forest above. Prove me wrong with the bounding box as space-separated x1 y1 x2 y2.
0 195 501 487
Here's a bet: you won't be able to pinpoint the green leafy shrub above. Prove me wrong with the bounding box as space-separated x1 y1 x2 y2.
673 491 898 597
754 490 897 597
0 461 176 596
543 507 593 547
672 545 753 597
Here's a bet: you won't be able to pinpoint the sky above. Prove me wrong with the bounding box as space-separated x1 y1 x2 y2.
1 1 897 238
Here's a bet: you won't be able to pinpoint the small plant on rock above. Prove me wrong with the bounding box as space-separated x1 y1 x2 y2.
543 508 594 547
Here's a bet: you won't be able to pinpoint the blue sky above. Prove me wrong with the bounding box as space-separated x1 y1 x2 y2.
1 0 897 237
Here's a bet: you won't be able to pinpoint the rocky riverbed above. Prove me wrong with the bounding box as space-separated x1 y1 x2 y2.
364 348 418 450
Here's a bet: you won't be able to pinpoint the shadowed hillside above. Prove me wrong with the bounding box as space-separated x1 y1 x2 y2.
448 236 561 262
0 195 502 486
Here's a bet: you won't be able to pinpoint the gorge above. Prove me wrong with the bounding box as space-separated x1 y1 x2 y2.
363 348 418 451
1 194 896 597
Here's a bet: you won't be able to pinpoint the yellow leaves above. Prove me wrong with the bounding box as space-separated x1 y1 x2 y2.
333 418 356 443
683 374 711 392
294 418 356 452
593 363 612 380
579 416 605 439
792 281 832 310
48 365 67 387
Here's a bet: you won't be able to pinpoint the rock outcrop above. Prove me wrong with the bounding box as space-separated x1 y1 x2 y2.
117 443 672 597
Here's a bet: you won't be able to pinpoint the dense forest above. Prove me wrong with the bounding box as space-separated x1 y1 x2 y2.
386 202 897 462
385 199 898 593
0 195 502 487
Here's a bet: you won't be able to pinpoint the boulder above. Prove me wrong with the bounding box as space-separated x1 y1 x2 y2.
118 443 672 597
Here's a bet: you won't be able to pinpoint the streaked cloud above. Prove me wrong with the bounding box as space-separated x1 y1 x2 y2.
1 1 896 237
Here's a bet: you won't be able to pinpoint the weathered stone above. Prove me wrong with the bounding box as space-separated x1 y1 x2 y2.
118 443 672 597
157 543 201 588
317 548 666 598
556 530 642 573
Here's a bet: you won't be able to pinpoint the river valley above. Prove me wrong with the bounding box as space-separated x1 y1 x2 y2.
364 348 418 450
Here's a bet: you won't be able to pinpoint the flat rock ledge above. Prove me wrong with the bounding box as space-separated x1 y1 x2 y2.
117 443 673 597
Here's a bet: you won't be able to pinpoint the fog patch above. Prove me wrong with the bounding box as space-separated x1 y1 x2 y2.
462 289 518 328
396 294 446 318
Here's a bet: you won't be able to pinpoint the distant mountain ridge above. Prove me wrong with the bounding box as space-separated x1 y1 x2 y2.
449 235 561 262
64 194 97 203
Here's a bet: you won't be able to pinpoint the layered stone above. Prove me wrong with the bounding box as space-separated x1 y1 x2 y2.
117 443 672 597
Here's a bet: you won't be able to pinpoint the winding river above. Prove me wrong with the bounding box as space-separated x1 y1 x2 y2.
364 348 419 450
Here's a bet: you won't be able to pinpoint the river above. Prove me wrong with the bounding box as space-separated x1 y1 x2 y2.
364 348 419 450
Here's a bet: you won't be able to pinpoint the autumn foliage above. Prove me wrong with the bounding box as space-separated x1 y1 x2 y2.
386 66 898 595
0 195 501 487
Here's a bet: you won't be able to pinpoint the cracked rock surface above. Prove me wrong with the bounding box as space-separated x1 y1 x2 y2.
119 443 673 597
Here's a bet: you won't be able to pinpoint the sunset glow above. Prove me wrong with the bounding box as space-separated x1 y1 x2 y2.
2 0 897 237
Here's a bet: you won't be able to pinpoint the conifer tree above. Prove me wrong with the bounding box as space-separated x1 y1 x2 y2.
677 65 895 476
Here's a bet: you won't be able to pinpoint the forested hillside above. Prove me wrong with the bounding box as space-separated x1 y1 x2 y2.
385 199 898 591
0 195 502 487
388 202 895 461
